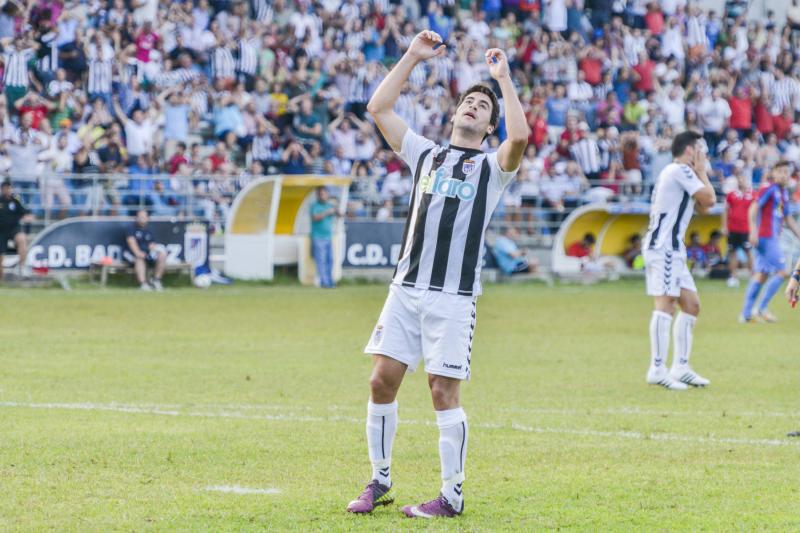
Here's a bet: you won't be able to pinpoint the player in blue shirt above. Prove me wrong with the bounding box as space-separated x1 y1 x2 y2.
740 161 800 322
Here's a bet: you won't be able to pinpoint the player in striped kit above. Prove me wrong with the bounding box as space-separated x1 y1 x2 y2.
346 31 528 518
643 131 716 390
739 161 800 323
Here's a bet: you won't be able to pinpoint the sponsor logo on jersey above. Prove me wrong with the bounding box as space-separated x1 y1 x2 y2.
420 167 476 201
372 325 383 344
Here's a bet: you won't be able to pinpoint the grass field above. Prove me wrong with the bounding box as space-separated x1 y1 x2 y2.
2 279 800 531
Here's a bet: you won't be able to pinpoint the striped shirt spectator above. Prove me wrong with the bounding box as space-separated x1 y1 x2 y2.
87 41 115 95
211 46 236 81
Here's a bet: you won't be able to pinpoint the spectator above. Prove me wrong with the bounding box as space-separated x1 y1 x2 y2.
124 209 167 292
567 232 596 259
623 234 644 270
686 232 708 272
723 173 754 287
493 226 534 275
310 187 337 288
0 180 32 279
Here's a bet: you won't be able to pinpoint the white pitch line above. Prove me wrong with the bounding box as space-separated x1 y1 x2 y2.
204 485 281 495
17 400 796 420
2 400 800 449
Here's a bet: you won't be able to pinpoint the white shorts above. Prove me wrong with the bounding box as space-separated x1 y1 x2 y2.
644 249 697 297
364 284 476 380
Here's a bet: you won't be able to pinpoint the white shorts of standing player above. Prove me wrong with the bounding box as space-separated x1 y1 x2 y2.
364 284 476 381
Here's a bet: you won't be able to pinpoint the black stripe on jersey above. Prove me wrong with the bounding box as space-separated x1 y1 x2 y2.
403 149 450 285
458 159 491 296
428 151 473 290
393 147 433 278
648 213 667 249
671 192 690 250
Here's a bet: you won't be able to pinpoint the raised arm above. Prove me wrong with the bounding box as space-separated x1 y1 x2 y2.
366 30 446 152
486 49 529 172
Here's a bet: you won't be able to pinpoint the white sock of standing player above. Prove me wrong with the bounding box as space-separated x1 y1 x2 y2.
649 311 673 369
366 400 397 487
671 312 696 369
436 407 468 511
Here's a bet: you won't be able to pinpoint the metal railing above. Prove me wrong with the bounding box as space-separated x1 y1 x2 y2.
6 172 736 248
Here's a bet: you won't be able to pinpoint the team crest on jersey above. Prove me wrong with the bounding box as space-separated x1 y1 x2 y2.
462 159 476 174
372 325 383 344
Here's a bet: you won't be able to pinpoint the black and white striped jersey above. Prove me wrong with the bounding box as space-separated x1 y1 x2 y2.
644 163 704 256
571 137 601 174
393 129 518 297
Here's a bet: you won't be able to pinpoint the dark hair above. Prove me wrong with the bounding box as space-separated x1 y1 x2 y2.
456 84 500 130
710 230 722 240
1 179 10 188
583 233 596 245
671 131 703 157
772 160 791 170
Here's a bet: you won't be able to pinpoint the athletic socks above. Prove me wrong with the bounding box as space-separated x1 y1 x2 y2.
436 407 468 511
758 275 784 314
671 312 696 368
366 400 397 486
649 311 673 368
742 279 763 319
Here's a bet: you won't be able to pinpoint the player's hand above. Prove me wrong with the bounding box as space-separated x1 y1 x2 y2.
785 276 799 308
407 31 446 62
748 231 758 248
692 146 707 175
486 48 510 80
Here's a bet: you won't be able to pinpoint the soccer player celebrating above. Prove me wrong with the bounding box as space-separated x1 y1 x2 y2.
739 161 800 323
346 31 528 518
643 132 716 390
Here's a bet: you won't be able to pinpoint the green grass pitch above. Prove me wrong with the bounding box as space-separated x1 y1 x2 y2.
2 280 800 531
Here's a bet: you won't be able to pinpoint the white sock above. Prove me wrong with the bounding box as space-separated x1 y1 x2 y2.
366 400 397 486
436 407 467 510
672 312 696 368
649 311 673 369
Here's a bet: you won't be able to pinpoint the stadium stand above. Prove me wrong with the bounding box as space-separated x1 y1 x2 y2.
1 0 799 248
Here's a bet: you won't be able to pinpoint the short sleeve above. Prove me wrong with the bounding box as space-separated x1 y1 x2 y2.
675 164 704 197
487 151 520 189
396 129 437 174
756 185 774 208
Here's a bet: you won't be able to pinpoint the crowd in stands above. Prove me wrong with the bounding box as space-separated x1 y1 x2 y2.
2 0 800 232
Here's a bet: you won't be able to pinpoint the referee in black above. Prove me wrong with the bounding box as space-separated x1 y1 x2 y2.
0 180 32 280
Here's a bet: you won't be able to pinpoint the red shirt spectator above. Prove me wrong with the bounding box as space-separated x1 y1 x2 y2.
726 189 753 234
169 153 188 174
17 105 48 130
773 111 791 140
579 56 602 86
645 7 664 35
529 112 548 148
728 94 752 130
135 25 160 63
755 100 773 134
567 241 592 258
209 152 227 172
633 58 655 93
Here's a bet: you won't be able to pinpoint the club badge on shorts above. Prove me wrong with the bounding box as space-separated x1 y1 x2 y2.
462 159 476 175
372 325 383 344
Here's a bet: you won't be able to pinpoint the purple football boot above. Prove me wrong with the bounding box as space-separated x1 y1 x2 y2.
402 493 462 518
346 480 394 514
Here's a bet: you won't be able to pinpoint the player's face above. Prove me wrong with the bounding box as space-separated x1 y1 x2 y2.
773 166 790 186
454 92 493 136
